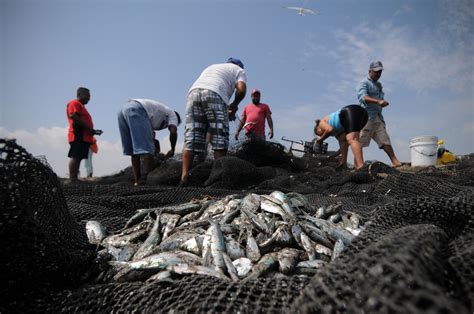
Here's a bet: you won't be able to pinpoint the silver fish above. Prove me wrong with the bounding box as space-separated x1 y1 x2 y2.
86 220 107 245
209 220 227 274
328 213 341 224
167 264 230 282
162 214 180 240
259 224 293 251
201 225 213 267
232 257 253 278
269 191 296 219
260 197 290 221
315 243 333 257
277 248 300 274
246 228 261 263
159 231 199 252
223 253 240 282
160 202 202 216
303 216 355 246
331 239 345 261
110 252 184 282
103 229 148 248
296 259 327 269
243 252 279 282
241 198 271 235
133 214 162 261
219 208 241 225
300 221 333 248
291 223 304 248
179 236 202 256
107 245 139 262
300 232 316 260
225 236 246 260
180 199 215 224
146 270 174 283
123 208 155 229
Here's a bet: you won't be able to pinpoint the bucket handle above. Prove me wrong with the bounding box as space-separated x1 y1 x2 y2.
412 146 437 157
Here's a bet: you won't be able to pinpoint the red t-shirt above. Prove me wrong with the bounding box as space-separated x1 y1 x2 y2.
66 99 94 143
241 103 272 137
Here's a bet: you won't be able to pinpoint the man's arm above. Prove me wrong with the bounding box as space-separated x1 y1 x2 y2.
228 81 247 121
235 114 246 140
316 119 333 143
358 81 388 107
70 112 103 135
266 113 274 139
166 125 178 157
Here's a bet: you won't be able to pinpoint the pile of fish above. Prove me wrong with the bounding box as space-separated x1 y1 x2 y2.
85 191 367 283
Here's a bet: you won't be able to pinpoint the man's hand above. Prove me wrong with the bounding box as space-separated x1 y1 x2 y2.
92 129 103 136
268 130 274 139
228 102 238 121
378 99 389 107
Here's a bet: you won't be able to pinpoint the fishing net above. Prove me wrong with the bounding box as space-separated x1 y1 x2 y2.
1 138 473 313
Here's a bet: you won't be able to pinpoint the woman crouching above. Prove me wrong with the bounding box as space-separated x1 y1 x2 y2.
314 105 368 170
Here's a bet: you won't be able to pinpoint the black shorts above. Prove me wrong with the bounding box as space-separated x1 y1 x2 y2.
68 140 91 160
339 105 368 134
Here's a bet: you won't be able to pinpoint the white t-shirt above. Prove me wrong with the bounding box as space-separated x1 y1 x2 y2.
131 99 179 131
189 63 247 105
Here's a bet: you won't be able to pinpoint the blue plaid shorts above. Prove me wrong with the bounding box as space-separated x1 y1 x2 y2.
184 89 229 153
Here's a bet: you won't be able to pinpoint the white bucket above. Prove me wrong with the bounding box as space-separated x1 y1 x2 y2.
409 136 438 167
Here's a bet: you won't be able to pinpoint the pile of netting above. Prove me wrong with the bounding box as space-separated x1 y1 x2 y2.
1 138 473 313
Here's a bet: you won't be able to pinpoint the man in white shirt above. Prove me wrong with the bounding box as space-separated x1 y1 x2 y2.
180 58 247 186
118 99 181 186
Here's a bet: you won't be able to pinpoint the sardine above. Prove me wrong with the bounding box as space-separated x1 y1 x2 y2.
225 236 246 260
162 214 180 240
296 259 327 269
223 253 240 282
179 236 202 256
277 248 300 274
167 264 230 282
303 216 355 246
86 220 107 245
159 231 199 252
246 228 261 263
331 239 344 261
103 229 148 248
133 214 161 261
241 198 271 235
300 232 316 260
146 270 174 283
232 257 253 278
269 191 296 219
209 220 227 274
160 202 202 216
259 224 293 251
242 252 279 282
260 198 290 221
300 221 333 248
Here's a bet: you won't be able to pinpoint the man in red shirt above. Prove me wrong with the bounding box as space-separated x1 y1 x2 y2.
66 87 102 181
235 88 274 140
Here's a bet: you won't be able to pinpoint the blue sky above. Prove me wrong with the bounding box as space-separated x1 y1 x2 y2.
1 0 473 176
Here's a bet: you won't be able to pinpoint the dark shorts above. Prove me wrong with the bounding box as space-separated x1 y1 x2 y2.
339 105 368 134
68 140 91 160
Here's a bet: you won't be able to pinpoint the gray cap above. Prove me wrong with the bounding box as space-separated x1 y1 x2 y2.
369 60 384 71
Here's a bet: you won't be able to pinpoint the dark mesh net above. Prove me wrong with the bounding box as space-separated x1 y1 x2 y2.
1 138 473 313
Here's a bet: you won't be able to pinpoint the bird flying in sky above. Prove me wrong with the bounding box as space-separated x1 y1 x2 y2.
284 6 318 16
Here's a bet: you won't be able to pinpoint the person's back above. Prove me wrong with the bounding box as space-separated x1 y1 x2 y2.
190 63 247 105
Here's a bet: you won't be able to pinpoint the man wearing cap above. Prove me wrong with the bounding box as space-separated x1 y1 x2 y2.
235 88 274 141
357 61 402 167
180 58 247 186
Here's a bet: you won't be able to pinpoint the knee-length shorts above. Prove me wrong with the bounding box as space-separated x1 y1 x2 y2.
184 89 229 153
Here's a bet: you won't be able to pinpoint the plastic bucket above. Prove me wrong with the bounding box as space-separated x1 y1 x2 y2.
409 136 438 167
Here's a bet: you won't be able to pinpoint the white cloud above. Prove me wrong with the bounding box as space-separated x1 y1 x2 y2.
0 126 130 177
